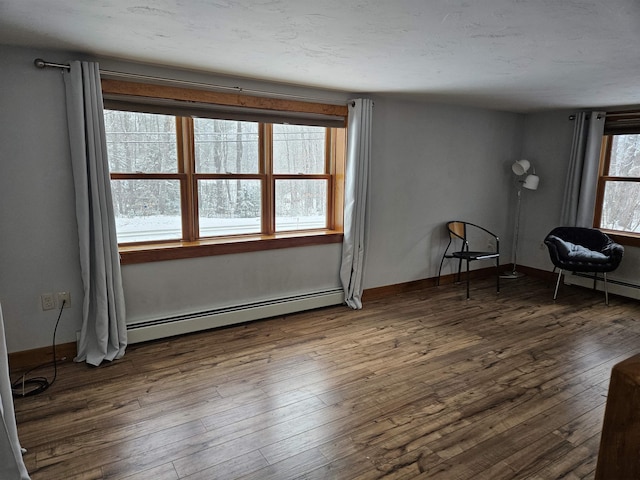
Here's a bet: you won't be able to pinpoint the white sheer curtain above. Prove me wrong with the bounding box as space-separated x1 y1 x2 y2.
63 61 127 366
560 111 606 227
340 99 373 309
0 304 30 480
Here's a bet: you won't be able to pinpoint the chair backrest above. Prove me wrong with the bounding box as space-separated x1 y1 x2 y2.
446 221 499 253
448 221 466 241
546 226 610 251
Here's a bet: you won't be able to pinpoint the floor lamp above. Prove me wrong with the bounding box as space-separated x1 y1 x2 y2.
502 159 539 279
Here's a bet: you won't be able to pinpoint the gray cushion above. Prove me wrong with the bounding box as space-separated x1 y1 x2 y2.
550 236 610 263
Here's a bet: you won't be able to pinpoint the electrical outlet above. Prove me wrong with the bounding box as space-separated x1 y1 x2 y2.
57 291 71 308
41 293 56 311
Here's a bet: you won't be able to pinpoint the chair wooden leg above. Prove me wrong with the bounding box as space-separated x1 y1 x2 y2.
496 257 500 293
554 269 563 300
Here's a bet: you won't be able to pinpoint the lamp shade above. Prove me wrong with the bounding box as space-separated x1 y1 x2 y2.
523 174 540 190
512 159 530 176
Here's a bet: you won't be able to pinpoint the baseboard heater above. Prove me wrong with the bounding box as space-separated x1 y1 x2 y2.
565 273 640 301
126 288 345 344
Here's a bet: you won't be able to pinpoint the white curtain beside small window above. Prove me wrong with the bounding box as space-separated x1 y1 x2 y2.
340 98 373 309
0 304 30 480
560 111 606 227
63 61 127 366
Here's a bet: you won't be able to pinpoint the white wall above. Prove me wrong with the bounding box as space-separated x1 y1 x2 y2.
123 245 342 323
0 47 85 354
518 110 576 270
364 96 524 288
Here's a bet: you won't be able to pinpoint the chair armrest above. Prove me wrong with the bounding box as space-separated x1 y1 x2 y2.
603 242 624 261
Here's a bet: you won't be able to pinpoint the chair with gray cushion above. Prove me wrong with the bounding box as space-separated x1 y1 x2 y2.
544 227 624 305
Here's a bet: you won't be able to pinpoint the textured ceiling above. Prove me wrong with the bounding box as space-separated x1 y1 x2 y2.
1 0 640 112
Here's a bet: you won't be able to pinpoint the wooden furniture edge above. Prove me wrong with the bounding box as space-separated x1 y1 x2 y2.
595 353 640 479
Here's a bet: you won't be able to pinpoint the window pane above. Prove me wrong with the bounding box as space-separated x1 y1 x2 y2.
111 179 182 242
198 179 261 236
609 135 640 177
273 124 325 174
104 110 178 173
194 119 259 173
275 179 327 231
600 181 640 233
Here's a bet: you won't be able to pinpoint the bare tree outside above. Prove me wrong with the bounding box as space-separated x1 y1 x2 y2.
104 110 181 242
194 118 261 235
273 124 327 231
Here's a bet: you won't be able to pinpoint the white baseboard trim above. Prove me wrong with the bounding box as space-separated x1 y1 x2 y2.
564 273 640 301
126 288 345 344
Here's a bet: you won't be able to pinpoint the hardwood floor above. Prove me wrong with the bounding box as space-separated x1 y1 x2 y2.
11 276 640 479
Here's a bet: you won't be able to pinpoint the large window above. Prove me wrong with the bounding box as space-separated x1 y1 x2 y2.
102 80 347 263
595 111 640 245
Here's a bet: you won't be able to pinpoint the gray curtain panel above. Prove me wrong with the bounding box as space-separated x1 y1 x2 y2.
560 111 606 227
0 305 31 480
340 98 373 309
63 61 127 366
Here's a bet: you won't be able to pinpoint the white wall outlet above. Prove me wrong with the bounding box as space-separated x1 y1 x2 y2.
57 291 71 308
41 293 56 311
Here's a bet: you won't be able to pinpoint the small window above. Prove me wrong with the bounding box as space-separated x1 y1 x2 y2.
595 111 640 244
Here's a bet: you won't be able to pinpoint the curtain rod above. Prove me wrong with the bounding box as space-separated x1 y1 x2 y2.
33 58 352 106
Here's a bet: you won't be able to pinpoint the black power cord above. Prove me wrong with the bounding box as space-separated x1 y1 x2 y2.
11 299 66 398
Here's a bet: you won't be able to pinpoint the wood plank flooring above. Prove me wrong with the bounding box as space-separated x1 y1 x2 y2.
11 276 640 479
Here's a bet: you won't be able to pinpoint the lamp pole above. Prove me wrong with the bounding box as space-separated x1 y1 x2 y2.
503 159 539 279
502 181 524 279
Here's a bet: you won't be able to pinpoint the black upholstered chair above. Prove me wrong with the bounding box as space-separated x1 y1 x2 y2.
437 221 500 300
544 227 624 305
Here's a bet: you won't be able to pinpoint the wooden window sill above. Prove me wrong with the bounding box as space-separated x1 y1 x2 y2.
118 231 344 264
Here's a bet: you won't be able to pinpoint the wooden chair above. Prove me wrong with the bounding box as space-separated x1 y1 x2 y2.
437 221 500 299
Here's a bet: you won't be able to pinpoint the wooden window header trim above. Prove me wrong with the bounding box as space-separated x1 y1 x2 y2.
604 110 640 135
101 79 348 127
